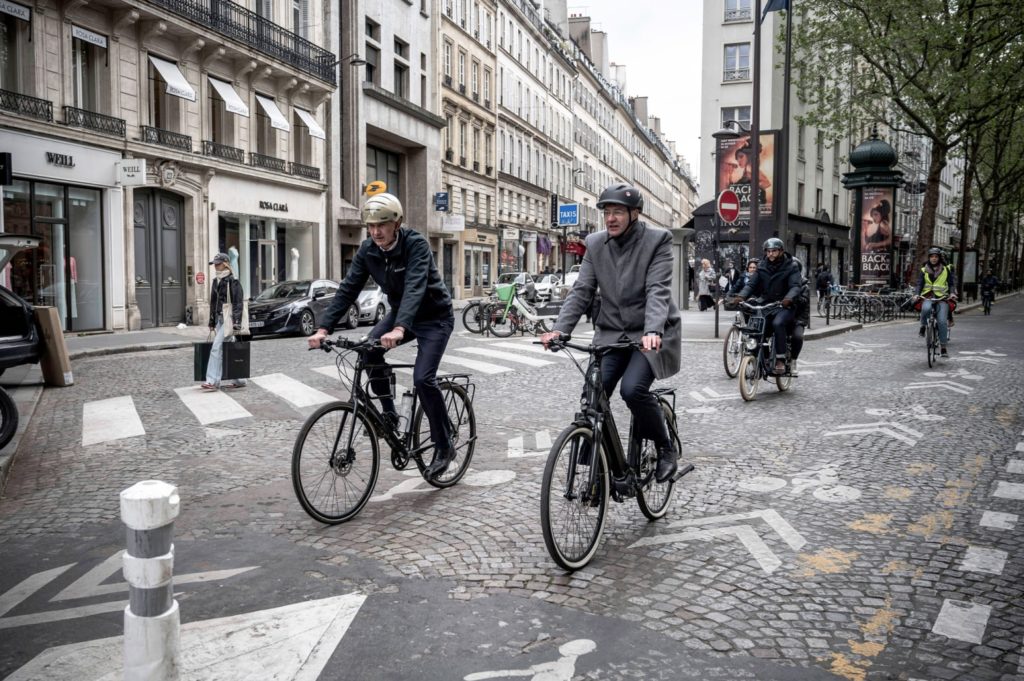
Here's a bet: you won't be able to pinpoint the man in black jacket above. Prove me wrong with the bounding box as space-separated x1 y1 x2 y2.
731 238 802 375
308 193 456 479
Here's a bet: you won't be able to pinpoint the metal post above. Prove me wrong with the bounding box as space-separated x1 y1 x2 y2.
749 0 763 255
121 480 181 681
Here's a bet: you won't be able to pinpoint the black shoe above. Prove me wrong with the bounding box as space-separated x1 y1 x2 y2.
424 446 455 479
940 346 948 357
655 442 678 484
919 326 926 337
381 411 400 432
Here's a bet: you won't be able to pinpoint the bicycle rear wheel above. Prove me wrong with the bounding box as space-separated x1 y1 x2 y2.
738 355 760 401
413 381 477 488
636 400 678 520
292 401 380 524
462 302 487 334
723 326 742 378
541 425 609 571
487 306 517 337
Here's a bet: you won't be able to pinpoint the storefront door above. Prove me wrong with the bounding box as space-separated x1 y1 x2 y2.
257 239 277 291
134 189 185 327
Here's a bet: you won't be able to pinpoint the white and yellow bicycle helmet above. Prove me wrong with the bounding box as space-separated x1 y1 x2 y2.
362 193 404 225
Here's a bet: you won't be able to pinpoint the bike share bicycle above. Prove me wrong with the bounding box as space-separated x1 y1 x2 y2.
292 337 477 524
737 301 795 401
487 283 557 337
539 337 693 571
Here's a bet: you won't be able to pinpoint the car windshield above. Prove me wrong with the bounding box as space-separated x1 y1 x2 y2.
362 279 379 291
497 273 525 285
255 281 310 300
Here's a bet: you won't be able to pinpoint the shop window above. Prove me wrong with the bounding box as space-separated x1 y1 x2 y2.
72 33 110 113
67 187 104 330
1 12 31 93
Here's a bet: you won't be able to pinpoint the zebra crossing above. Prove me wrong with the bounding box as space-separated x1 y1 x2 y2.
78 333 576 446
930 434 1024 662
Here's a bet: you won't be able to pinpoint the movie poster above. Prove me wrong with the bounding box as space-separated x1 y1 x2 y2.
860 187 894 284
716 132 776 221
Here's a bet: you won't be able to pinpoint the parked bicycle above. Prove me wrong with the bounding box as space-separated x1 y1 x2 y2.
539 337 693 571
292 337 477 524
487 283 557 337
461 292 499 334
737 301 795 401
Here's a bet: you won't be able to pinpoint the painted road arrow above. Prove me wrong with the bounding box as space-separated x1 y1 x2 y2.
823 421 923 446
7 593 366 681
904 381 974 395
629 509 806 574
688 387 741 403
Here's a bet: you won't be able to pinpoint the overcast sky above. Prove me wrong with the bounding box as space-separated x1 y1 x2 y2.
566 1 705 181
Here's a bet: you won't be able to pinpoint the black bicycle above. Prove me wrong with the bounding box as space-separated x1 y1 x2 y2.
737 301 794 401
539 338 693 571
981 288 994 315
292 337 477 524
722 310 747 378
920 298 952 368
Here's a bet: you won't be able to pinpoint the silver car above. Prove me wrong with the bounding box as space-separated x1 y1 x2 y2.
356 278 390 325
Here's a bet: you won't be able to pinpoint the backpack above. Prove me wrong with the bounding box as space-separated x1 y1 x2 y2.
815 270 832 288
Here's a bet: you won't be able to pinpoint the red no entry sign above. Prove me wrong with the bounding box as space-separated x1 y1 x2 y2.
717 190 740 224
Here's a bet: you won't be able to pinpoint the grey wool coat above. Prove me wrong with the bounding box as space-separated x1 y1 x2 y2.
553 221 682 379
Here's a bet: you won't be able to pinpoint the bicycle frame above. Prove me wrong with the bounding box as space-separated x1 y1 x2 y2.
741 302 785 379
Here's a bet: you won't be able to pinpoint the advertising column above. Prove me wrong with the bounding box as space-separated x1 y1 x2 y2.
859 187 895 285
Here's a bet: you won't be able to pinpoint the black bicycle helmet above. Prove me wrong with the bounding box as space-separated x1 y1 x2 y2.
927 247 943 256
763 237 784 251
596 183 644 212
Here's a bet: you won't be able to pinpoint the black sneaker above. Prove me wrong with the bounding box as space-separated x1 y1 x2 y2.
919 326 926 337
940 346 948 357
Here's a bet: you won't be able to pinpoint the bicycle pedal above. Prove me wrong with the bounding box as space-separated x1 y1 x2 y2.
672 464 695 482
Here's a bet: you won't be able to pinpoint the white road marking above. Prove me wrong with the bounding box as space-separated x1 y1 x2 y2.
491 341 587 362
174 386 252 425
313 365 408 393
1008 460 1024 474
439 355 511 374
959 546 1007 574
979 511 1017 530
633 524 784 574
0 564 74 619
993 481 1024 500
1016 442 1024 453
452 346 553 367
824 422 922 446
535 430 552 450
931 599 990 644
82 396 146 445
251 373 336 408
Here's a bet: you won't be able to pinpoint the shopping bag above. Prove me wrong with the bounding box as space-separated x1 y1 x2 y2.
223 341 251 380
193 342 213 381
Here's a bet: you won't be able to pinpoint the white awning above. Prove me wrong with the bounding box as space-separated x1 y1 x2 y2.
294 108 325 139
208 76 249 117
255 94 290 131
148 55 196 102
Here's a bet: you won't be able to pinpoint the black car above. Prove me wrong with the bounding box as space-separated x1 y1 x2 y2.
247 279 358 336
0 235 43 377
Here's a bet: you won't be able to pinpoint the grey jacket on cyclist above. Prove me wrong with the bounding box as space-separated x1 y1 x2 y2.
319 226 452 333
553 220 681 379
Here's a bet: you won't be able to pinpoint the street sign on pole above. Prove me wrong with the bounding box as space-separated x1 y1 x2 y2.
433 192 449 212
717 190 741 224
558 203 579 227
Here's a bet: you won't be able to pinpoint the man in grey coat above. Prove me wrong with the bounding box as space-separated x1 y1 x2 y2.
540 183 682 483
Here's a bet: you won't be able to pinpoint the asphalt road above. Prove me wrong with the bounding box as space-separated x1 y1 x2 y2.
1 297 1022 680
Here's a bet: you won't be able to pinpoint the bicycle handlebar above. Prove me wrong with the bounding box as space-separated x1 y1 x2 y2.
740 300 783 312
535 337 641 354
313 336 381 353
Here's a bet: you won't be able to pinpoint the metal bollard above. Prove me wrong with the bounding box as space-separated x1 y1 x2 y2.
120 480 181 681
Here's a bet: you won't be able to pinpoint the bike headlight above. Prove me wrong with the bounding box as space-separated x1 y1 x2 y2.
745 337 758 351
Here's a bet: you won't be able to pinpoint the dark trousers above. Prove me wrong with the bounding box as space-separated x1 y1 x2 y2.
767 308 797 357
600 348 671 449
367 311 455 449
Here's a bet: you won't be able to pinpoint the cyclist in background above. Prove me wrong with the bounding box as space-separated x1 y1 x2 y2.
914 247 957 358
980 270 999 307
539 183 682 483
307 193 457 480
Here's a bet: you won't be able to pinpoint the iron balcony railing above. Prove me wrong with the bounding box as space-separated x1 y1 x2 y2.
146 0 336 84
141 125 193 152
64 106 126 137
724 68 750 82
251 152 286 172
0 89 53 122
724 8 752 21
202 140 245 163
289 161 320 180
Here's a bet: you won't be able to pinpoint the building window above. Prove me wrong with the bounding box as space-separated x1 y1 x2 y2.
394 37 408 60
473 128 480 166
365 17 380 41
1 13 31 92
816 131 824 166
483 67 491 104
797 182 805 214
292 0 308 39
815 188 822 214
443 41 452 78
720 106 751 129
485 132 491 167
832 194 839 221
293 111 312 165
797 122 806 160
207 83 234 145
459 121 467 164
366 145 400 197
724 0 751 22
255 98 274 155
71 33 108 113
723 43 750 81
458 50 466 87
256 0 272 19
365 44 380 85
147 59 181 130
394 62 408 98
471 60 479 98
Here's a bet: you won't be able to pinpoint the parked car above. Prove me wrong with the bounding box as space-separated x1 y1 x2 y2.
563 264 582 287
494 272 538 302
355 278 390 325
247 279 355 336
533 274 561 301
0 235 43 377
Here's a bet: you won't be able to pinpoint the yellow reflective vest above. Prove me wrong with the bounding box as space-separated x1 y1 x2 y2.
921 265 951 298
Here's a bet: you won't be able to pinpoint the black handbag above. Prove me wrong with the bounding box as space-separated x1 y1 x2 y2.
193 342 213 381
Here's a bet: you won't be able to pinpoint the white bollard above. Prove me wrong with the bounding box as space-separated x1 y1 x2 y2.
120 480 181 681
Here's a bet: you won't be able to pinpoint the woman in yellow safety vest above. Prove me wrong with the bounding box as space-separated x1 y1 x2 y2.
914 247 958 357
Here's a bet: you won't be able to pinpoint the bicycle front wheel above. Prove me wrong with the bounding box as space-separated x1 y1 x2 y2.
926 322 936 368
487 306 517 337
292 401 380 524
462 302 487 334
723 326 742 378
636 400 679 520
412 381 477 488
738 354 760 401
541 425 609 571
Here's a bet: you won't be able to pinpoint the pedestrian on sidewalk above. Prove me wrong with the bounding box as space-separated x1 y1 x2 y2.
202 253 247 391
696 259 717 311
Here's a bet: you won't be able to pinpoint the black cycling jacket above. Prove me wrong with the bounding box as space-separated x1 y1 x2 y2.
736 253 802 303
319 227 452 333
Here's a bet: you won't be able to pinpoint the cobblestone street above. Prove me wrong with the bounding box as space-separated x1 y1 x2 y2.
1 299 1022 680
